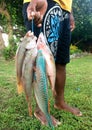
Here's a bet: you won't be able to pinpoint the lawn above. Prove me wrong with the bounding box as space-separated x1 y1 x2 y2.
0 54 92 130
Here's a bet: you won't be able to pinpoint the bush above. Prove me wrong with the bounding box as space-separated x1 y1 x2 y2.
70 44 82 55
3 45 17 60
2 38 17 60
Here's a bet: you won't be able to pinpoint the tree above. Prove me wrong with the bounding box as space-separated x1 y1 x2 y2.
72 0 92 51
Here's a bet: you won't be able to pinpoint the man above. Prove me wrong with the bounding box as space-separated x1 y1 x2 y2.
22 0 82 126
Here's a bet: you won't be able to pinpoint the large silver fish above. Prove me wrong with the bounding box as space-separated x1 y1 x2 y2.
37 32 56 96
34 50 54 130
16 31 37 94
21 31 37 116
16 35 28 94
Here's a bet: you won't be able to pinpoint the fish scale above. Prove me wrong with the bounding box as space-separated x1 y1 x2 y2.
34 50 54 130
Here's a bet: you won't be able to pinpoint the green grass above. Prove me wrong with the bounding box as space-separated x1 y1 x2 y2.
0 54 92 130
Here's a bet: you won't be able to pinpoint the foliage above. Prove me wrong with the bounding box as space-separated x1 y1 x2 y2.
0 55 92 130
70 44 82 55
2 38 17 60
72 0 92 45
4 0 23 26
0 0 26 36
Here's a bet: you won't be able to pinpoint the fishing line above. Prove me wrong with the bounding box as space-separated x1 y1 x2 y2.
32 18 34 33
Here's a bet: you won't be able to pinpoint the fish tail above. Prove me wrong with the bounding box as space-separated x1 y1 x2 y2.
46 114 54 130
17 83 24 94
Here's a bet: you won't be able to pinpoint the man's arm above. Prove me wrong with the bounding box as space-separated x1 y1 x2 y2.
70 11 75 31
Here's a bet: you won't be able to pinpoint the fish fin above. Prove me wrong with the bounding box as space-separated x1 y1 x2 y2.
28 105 32 116
17 83 24 94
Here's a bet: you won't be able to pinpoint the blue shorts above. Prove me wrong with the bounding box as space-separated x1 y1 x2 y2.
22 0 71 65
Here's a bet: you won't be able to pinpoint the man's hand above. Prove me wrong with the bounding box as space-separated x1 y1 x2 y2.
70 13 75 31
27 0 48 27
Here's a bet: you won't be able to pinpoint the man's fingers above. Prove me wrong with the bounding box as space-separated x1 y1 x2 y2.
70 24 75 32
27 9 35 20
27 3 44 27
27 0 47 26
34 12 43 27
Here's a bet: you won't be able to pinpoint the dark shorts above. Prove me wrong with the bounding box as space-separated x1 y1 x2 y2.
22 0 71 65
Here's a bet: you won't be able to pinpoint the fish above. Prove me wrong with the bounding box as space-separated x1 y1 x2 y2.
16 31 37 94
37 32 56 96
21 31 37 116
33 50 54 130
16 34 28 94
